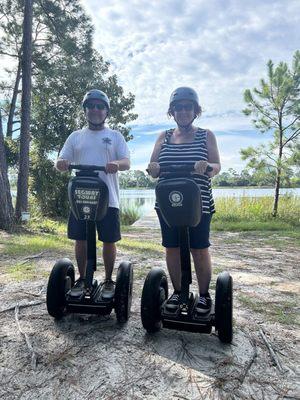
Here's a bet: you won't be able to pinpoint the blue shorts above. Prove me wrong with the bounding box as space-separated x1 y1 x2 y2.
67 207 121 243
156 209 212 249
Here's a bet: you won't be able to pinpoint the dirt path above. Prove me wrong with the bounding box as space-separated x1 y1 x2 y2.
0 227 299 400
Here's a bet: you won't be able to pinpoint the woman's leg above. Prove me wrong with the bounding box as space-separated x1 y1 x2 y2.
166 247 181 292
190 247 212 295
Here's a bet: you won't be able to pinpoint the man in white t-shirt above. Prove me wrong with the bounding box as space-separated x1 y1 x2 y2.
55 89 130 299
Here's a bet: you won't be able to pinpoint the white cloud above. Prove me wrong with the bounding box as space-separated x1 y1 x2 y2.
80 0 299 126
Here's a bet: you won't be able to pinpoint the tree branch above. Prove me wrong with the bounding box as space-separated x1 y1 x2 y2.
249 99 280 127
283 129 300 147
15 304 38 370
283 116 300 132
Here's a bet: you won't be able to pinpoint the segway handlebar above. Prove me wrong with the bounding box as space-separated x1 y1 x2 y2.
69 164 106 172
157 164 213 177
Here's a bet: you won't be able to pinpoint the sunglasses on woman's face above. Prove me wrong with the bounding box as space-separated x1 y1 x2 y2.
173 103 194 112
86 103 107 110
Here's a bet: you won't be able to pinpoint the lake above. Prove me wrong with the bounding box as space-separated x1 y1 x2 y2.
120 187 300 216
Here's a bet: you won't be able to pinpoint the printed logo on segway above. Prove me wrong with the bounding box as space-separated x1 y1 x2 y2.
74 188 100 205
169 191 183 207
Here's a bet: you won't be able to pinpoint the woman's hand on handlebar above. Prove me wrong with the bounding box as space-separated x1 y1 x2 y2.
147 162 160 178
194 160 210 175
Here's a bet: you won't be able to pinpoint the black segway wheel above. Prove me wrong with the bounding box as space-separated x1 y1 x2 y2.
141 267 168 333
215 271 233 343
114 261 133 323
46 258 75 319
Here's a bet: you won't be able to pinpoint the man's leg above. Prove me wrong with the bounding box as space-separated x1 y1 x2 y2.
75 240 87 279
102 242 116 281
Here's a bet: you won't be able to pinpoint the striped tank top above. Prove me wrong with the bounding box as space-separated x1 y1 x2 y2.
157 128 215 215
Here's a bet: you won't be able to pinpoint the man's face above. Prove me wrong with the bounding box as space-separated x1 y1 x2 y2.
85 99 108 125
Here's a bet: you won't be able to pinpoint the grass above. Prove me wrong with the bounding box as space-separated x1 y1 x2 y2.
0 233 72 257
118 237 163 256
238 294 299 326
6 262 48 281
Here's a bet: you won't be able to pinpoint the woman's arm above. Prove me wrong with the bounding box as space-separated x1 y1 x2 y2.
207 129 221 177
147 131 166 177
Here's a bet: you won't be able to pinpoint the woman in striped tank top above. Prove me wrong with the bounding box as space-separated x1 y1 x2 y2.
147 87 221 314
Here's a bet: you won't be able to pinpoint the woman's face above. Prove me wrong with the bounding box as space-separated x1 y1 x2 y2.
172 100 195 126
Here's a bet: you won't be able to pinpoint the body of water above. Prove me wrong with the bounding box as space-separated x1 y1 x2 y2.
120 187 300 216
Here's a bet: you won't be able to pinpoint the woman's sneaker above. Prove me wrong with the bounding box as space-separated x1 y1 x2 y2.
195 293 212 314
166 291 181 311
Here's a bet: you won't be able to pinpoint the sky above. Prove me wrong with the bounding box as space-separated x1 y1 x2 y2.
1 1 299 172
78 0 299 172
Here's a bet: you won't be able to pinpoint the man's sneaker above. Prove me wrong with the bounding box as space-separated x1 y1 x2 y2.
101 279 115 300
70 278 85 297
166 291 181 311
195 293 212 315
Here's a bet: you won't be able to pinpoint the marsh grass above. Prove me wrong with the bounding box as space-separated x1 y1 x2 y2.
212 195 300 233
120 205 142 226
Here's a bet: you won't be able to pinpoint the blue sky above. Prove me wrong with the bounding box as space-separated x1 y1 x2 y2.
79 0 299 172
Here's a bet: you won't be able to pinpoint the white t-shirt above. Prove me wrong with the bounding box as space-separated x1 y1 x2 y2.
59 127 130 208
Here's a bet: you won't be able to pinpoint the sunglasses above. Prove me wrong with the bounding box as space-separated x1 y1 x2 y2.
173 103 194 112
85 103 107 110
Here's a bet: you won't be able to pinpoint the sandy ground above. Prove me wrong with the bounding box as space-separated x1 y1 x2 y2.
0 220 299 400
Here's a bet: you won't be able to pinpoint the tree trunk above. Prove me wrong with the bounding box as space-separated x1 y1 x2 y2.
272 167 281 217
0 109 15 231
272 123 284 218
6 58 22 138
15 0 33 221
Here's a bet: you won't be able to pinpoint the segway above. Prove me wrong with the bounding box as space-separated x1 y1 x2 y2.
141 164 233 343
46 164 133 323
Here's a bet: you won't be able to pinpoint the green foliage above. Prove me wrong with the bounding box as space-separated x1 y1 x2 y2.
119 170 156 188
211 167 298 187
30 151 70 218
120 205 142 226
4 137 19 167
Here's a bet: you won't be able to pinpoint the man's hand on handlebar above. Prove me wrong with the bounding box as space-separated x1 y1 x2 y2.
147 162 160 178
105 161 119 174
56 159 70 172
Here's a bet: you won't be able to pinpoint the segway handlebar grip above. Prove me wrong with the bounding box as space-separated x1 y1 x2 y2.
69 164 106 172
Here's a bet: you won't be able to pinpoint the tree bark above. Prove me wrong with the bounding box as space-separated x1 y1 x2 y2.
0 109 15 231
15 0 33 221
6 58 22 138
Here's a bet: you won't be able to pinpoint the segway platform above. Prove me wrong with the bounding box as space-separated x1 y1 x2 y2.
161 293 213 334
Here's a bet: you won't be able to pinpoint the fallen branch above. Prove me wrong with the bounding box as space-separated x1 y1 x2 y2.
15 304 38 370
238 336 258 384
20 252 45 264
259 327 285 373
0 299 45 313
